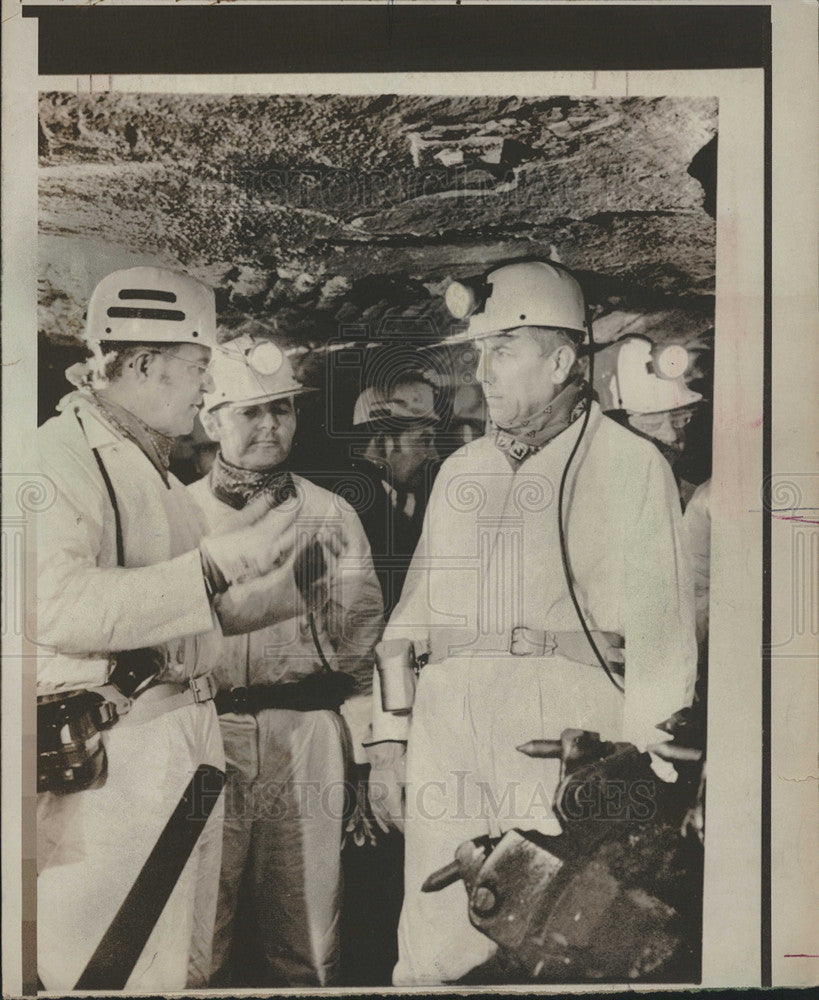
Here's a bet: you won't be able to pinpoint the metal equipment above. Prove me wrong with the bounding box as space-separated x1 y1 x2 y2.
423 717 705 983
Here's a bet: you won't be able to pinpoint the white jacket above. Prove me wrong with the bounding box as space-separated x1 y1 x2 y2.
188 473 384 753
36 393 220 693
372 403 697 751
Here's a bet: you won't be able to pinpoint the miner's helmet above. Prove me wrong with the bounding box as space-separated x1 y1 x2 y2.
442 259 588 344
85 267 217 349
352 383 439 434
607 336 702 415
202 335 316 412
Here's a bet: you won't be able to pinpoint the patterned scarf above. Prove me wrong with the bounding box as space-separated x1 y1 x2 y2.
491 377 590 467
209 451 297 510
90 391 176 479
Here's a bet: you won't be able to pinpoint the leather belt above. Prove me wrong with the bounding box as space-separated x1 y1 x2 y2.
215 671 356 716
509 626 625 676
115 675 217 728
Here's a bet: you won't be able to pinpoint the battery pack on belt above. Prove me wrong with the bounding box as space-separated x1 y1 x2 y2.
37 670 216 796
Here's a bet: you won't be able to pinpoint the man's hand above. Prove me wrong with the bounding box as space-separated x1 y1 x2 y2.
200 497 298 586
366 741 407 834
593 631 625 674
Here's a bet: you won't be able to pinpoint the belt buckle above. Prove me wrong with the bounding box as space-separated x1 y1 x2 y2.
510 626 557 657
190 674 215 704
94 698 120 730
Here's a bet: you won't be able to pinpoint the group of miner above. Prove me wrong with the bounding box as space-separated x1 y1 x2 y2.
35 258 709 989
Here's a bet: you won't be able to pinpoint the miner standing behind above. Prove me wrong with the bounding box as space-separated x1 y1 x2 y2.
189 337 383 986
35 268 301 991
366 260 697 985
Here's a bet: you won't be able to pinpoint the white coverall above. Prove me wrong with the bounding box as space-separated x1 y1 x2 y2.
371 403 697 985
682 478 711 646
35 394 226 992
188 474 383 985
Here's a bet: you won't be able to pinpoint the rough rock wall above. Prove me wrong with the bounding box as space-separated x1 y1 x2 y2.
38 92 717 424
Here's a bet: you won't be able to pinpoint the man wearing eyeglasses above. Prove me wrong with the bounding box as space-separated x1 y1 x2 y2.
35 268 305 992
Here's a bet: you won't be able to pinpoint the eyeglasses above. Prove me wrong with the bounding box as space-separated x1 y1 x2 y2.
149 350 213 379
629 409 693 433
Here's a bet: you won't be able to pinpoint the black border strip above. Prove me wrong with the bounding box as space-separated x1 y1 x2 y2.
24 4 769 74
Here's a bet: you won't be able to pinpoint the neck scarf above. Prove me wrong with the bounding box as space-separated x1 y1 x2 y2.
209 451 297 510
63 364 176 483
76 386 175 484
491 377 589 467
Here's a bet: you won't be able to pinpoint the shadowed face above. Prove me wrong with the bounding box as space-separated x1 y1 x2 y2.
363 424 439 491
206 397 297 470
390 425 439 490
626 406 694 464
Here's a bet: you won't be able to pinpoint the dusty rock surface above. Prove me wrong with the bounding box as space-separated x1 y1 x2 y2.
38 92 717 422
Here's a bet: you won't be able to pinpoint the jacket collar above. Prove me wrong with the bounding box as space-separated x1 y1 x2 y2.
490 377 590 466
58 389 173 485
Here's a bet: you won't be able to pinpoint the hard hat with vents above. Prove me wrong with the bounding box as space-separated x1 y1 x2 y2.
203 335 314 412
443 260 588 343
85 267 217 348
610 336 702 414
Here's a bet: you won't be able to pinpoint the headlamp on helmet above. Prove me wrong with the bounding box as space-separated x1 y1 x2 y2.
650 343 690 380
442 260 587 344
610 336 702 414
203 335 313 412
245 340 284 376
444 278 492 320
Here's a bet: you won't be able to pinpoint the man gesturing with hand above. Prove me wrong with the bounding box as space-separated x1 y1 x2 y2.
35 269 302 992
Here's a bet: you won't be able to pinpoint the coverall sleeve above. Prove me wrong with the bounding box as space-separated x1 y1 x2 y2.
621 448 698 751
682 479 712 646
36 433 215 658
330 504 385 760
369 480 440 743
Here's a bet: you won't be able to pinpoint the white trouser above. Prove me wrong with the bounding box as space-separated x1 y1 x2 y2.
211 707 350 986
37 699 225 991
393 656 623 986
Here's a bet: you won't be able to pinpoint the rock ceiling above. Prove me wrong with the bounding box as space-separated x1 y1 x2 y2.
39 92 717 363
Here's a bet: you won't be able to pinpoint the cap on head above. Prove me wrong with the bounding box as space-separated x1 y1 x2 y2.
444 260 587 344
203 335 312 412
611 336 702 415
86 267 217 349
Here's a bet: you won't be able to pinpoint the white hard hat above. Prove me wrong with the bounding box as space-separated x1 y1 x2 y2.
86 267 217 348
611 336 702 414
203 336 314 412
443 260 587 343
353 387 392 426
353 385 438 428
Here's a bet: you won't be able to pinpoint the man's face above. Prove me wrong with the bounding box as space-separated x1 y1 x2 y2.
626 407 693 464
475 328 565 428
146 344 214 437
390 425 439 490
210 397 297 470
